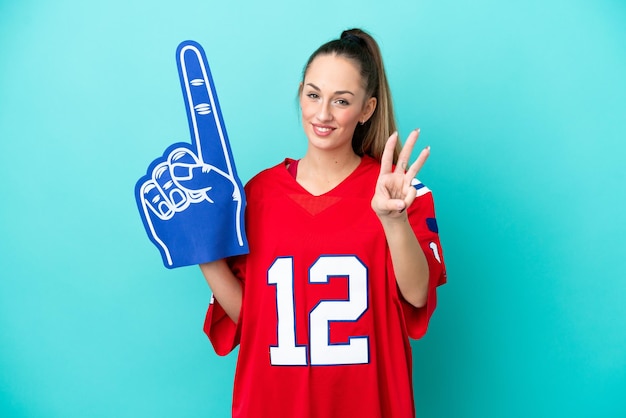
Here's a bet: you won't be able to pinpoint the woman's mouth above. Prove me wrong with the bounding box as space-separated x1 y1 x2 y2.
312 124 335 137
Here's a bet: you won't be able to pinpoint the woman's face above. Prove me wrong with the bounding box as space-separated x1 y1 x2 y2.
300 54 376 155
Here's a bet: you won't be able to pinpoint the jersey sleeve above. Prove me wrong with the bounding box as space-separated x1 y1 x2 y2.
203 255 246 356
398 181 447 339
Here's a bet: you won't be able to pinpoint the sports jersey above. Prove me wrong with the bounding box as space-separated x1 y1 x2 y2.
204 155 446 418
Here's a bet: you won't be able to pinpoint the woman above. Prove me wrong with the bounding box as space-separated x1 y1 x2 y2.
200 28 446 418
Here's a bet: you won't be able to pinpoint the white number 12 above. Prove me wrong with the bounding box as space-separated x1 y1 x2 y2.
267 255 369 366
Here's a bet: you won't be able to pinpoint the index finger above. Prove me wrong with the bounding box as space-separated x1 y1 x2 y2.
380 132 399 174
177 41 233 177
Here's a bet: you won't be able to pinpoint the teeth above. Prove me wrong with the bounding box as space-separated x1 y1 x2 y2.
316 126 331 132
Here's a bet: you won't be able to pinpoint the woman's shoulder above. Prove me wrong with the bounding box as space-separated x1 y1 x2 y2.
247 159 291 182
244 158 295 193
351 155 381 181
360 154 381 170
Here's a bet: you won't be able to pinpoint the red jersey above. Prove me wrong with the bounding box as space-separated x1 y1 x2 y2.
204 156 446 418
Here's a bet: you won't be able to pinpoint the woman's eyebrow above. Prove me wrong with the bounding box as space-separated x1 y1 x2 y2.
306 83 355 96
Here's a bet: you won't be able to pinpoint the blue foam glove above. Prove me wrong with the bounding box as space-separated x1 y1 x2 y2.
135 41 248 268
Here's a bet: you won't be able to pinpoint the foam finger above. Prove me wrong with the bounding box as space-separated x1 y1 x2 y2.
153 161 188 212
140 179 174 221
177 41 232 176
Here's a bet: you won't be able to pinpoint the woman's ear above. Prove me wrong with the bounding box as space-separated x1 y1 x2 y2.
361 97 377 123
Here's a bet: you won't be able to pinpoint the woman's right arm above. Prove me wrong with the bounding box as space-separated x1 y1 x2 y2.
199 259 243 323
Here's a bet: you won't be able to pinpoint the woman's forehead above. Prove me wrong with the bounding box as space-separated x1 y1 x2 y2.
304 54 365 91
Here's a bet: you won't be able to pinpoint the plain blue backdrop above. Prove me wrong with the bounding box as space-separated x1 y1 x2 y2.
1 0 625 417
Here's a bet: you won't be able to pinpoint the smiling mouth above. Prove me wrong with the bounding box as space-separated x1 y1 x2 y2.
312 124 335 136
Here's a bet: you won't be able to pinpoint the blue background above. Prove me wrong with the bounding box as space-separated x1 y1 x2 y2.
1 0 624 417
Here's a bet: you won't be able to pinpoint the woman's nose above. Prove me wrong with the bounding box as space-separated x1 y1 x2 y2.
315 101 333 122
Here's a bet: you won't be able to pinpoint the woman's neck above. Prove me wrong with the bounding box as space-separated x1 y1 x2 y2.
297 149 361 196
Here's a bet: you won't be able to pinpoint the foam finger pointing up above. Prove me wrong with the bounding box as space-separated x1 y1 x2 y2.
176 41 231 175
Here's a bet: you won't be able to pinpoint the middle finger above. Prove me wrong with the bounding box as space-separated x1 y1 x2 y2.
394 129 420 173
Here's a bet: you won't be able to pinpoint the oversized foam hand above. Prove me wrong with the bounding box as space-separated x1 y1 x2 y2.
135 41 248 268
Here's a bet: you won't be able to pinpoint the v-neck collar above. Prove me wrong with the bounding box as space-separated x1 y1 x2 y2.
282 156 374 197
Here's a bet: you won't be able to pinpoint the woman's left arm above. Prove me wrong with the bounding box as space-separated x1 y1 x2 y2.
371 129 431 308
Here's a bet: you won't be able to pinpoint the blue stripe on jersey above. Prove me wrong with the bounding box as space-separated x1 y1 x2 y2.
410 178 431 197
426 217 439 233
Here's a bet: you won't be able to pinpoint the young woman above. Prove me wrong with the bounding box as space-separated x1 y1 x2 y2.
200 28 446 418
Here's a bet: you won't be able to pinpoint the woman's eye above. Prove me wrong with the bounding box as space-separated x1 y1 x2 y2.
307 93 319 99
336 99 350 106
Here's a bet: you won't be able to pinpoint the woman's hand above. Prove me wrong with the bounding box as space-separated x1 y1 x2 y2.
371 129 430 220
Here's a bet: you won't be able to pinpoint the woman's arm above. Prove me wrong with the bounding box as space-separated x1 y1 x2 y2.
199 259 243 322
378 216 429 307
371 130 431 307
